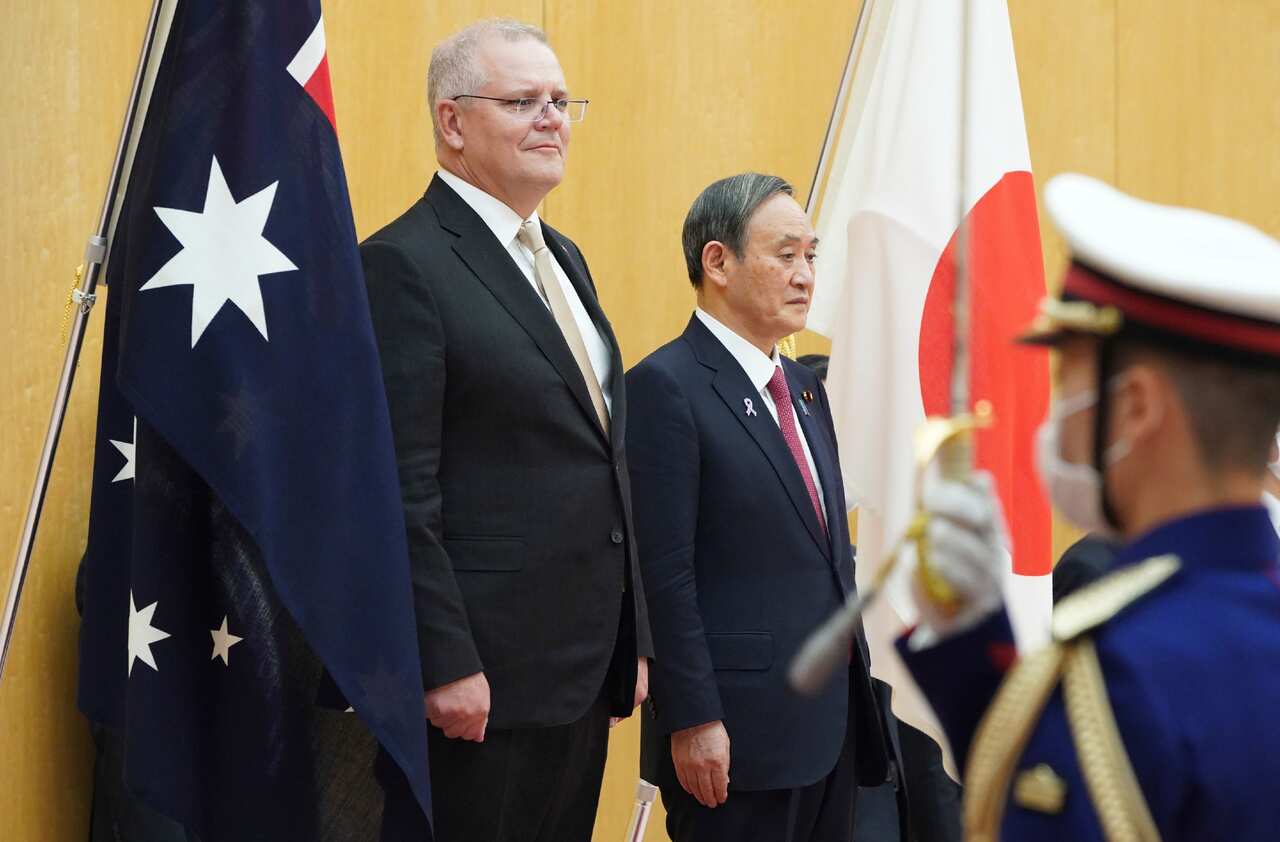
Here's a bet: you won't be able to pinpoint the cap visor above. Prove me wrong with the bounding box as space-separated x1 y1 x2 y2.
1015 325 1071 347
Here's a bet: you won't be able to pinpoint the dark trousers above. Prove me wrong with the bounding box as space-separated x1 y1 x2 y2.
422 694 611 842
896 720 962 842
659 709 860 842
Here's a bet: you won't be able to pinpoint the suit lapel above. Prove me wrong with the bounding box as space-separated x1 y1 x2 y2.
686 318 830 559
428 178 608 448
789 368 851 578
543 225 607 332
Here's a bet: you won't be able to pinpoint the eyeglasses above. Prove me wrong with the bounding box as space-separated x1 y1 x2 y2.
453 95 589 124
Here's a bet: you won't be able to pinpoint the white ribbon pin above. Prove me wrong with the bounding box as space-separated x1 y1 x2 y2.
744 398 758 417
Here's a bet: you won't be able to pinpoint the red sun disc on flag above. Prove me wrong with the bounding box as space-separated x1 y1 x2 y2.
918 170 1053 576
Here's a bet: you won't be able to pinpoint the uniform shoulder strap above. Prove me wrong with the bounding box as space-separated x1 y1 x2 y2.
1052 554 1181 642
1062 638 1163 842
963 643 1068 840
963 554 1179 842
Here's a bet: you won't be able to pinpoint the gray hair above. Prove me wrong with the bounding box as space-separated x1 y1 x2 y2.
427 19 550 138
682 173 795 287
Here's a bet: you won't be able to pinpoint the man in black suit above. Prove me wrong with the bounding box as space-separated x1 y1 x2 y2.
359 19 650 841
627 173 889 842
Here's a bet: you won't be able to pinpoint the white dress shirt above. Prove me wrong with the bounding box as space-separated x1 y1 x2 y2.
437 169 613 414
694 308 826 513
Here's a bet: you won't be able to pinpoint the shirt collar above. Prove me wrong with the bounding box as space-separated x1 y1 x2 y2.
1115 504 1279 573
694 308 781 392
437 168 535 248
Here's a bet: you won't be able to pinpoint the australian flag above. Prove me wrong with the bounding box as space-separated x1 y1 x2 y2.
77 2 432 839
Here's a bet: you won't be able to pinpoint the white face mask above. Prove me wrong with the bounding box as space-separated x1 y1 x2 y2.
1269 432 1280 481
1034 384 1132 538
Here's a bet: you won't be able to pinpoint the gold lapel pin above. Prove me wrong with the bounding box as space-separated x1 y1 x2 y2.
801 390 814 402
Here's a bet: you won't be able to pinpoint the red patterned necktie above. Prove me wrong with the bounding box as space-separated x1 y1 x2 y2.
765 366 827 535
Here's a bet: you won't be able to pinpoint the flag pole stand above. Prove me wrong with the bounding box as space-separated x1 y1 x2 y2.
0 0 167 686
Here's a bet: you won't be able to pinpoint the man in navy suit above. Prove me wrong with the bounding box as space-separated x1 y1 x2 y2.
627 173 889 842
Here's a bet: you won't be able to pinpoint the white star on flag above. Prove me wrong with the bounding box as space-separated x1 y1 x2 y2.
209 616 244 666
128 591 171 676
108 417 137 483
141 155 298 347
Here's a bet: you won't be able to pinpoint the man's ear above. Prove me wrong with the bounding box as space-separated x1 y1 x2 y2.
702 242 731 292
436 100 465 151
1112 363 1168 447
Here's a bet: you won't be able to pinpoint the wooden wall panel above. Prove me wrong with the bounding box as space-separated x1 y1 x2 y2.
0 1 146 838
2 2 1278 840
1116 0 1280 236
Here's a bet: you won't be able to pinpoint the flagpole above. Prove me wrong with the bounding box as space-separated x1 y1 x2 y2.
911 0 977 616
0 0 167 685
804 0 874 217
946 0 974 457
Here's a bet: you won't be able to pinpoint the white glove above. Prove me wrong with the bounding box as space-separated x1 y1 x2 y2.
909 470 1009 648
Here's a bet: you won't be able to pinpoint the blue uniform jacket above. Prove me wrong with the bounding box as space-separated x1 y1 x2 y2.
900 506 1280 840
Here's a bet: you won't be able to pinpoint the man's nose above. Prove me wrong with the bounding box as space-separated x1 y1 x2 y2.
533 100 565 129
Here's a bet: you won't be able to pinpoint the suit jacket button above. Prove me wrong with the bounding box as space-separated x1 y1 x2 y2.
610 529 624 545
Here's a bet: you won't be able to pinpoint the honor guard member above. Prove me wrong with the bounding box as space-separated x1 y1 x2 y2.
896 174 1280 841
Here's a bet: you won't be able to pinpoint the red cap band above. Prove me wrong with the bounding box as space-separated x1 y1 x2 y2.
1063 263 1280 355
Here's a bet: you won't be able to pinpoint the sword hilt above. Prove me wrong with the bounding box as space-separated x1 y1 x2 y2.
911 401 994 613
